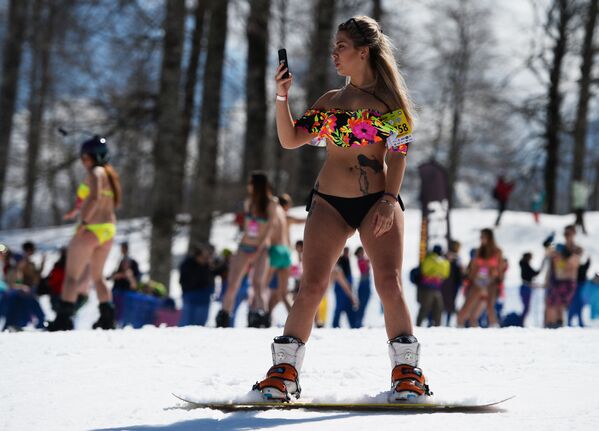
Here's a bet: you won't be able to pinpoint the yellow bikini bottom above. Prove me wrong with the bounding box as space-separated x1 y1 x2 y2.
81 223 116 245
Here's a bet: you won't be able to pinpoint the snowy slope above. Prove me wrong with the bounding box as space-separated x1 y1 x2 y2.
1 209 599 430
1 327 599 431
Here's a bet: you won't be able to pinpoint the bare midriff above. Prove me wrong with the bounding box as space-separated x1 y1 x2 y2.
315 142 391 197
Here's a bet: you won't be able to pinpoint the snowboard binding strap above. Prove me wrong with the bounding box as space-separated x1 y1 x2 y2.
253 364 300 401
391 364 432 396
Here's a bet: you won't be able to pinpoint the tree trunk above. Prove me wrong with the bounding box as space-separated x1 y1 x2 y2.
0 0 29 228
273 0 288 194
188 0 229 246
445 5 471 207
149 0 186 290
372 0 383 22
296 0 336 197
23 0 56 228
592 157 599 210
181 0 207 173
242 0 271 179
544 0 575 214
571 0 598 184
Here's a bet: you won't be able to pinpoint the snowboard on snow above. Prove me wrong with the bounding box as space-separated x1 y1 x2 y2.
172 393 514 413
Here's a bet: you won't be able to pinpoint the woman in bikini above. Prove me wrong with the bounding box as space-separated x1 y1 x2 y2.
457 228 504 328
47 136 121 331
252 16 430 402
215 172 277 328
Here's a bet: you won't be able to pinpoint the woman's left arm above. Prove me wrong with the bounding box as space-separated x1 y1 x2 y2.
372 152 406 238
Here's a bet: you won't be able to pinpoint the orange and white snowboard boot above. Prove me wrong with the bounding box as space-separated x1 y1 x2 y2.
388 335 432 401
253 335 305 402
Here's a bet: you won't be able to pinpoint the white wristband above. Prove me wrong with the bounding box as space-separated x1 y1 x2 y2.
276 94 288 102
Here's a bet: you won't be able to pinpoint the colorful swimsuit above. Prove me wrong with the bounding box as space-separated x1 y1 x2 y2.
268 245 292 270
294 108 413 155
296 108 412 228
238 210 267 254
76 182 117 245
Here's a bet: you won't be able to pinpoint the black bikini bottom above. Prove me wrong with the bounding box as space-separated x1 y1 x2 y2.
306 190 405 229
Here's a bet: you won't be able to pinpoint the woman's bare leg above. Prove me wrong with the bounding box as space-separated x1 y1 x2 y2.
62 231 97 303
359 204 412 339
268 267 291 313
457 289 481 327
222 252 253 312
283 196 354 342
250 249 269 310
486 286 499 327
89 238 114 303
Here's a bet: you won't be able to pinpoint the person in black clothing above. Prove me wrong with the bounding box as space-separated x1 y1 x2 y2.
332 247 359 328
442 240 463 326
110 242 141 292
178 244 216 326
519 252 541 324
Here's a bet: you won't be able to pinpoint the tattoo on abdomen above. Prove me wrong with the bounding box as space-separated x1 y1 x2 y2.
357 155 383 173
356 155 383 196
358 167 369 195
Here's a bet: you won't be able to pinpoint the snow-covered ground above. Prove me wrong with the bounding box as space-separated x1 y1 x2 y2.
1 208 599 430
2 327 599 430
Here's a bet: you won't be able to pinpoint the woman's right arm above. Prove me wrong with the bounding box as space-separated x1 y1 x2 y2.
274 63 330 149
275 101 312 149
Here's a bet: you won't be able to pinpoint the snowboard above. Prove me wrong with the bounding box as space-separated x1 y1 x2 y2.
172 393 514 413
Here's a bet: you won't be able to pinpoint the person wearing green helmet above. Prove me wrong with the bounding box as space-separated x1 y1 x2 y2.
47 136 122 331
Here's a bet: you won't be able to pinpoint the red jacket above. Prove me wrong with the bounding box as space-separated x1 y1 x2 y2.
47 266 65 296
494 179 514 202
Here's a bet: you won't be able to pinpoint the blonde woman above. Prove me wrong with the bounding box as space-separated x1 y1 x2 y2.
253 16 430 402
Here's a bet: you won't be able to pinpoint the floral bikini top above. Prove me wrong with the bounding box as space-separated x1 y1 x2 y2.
294 108 413 155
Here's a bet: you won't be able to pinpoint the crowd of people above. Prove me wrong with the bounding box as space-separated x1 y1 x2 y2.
2 212 598 332
412 225 599 329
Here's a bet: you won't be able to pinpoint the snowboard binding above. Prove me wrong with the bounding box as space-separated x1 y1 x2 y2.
253 335 305 402
252 363 300 402
387 335 432 401
390 364 432 400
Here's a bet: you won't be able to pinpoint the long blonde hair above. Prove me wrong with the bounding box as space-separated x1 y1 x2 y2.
338 16 415 126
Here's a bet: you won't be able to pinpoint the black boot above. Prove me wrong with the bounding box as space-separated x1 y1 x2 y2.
216 310 230 327
248 309 270 328
46 300 75 331
92 302 116 330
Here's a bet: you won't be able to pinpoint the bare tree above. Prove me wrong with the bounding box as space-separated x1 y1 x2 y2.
426 1 496 206
23 0 58 227
296 0 337 197
544 0 577 213
181 0 207 165
372 0 383 22
572 0 598 184
189 0 230 245
0 0 29 228
242 0 270 179
273 0 288 194
149 0 186 289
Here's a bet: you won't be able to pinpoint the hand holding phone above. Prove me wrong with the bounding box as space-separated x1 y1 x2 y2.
278 48 290 79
